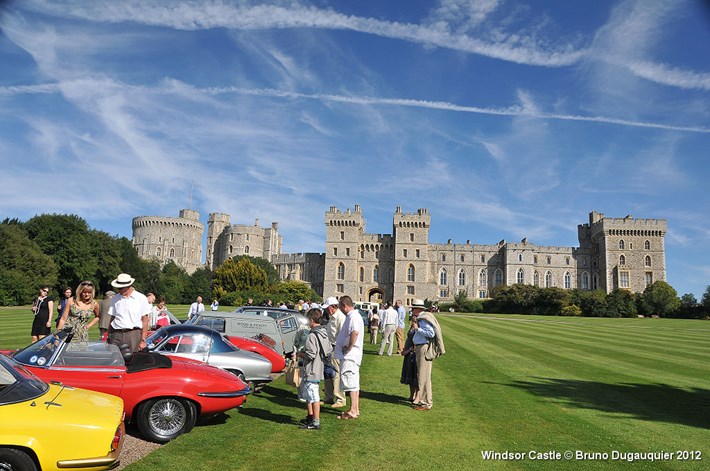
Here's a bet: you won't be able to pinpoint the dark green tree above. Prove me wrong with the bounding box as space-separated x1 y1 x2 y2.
680 293 697 308
0 224 58 305
641 281 680 317
701 286 710 309
24 214 98 290
270 280 318 305
159 261 190 303
605 289 637 318
188 267 214 304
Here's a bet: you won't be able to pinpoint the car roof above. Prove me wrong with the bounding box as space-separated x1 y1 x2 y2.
155 324 225 338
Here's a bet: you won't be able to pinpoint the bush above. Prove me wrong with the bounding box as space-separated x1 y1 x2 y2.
561 305 582 317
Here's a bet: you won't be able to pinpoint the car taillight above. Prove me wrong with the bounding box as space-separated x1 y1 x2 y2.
111 417 125 452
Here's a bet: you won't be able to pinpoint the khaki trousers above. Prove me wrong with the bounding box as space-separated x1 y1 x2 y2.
415 344 433 408
324 356 345 404
395 327 405 353
370 326 379 344
379 325 396 355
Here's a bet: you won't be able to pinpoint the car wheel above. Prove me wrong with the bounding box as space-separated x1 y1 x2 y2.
0 448 38 471
136 398 197 443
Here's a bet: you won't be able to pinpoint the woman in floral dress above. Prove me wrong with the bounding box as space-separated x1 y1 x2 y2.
57 281 99 342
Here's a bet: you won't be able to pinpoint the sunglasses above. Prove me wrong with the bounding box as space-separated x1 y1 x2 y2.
79 281 94 287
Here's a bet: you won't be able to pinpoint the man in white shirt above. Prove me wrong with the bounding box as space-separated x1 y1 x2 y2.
108 273 151 353
323 296 346 408
378 302 398 356
334 295 364 419
187 296 205 320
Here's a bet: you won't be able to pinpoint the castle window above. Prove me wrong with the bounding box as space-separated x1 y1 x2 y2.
518 254 523 262
340 231 345 240
645 240 651 250
230 234 234 241
478 290 487 299
169 248 175 257
375 247 380 258
460 254 464 262
246 234 250 241
479 269 487 287
620 271 629 289
458 269 466 286
619 255 626 266
619 240 625 250
407 265 415 282
171 237 175 244
592 273 599 290
442 254 446 262
359 245 364 258
564 272 571 289
516 268 524 284
333 247 338 256
439 269 447 286
407 285 415 295
534 271 540 286
645 255 651 267
159 237 162 243
410 233 414 242
416 249 420 258
359 267 364 282
337 284 344 293
565 257 570 265
156 247 162 257
337 263 345 280
439 289 448 298
545 271 553 288
494 269 503 286
645 272 653 287
373 266 379 283
480 255 485 263
534 255 538 264
244 246 250 254
346 248 350 256
229 245 233 254
581 272 589 290
403 249 408 258
546 256 551 264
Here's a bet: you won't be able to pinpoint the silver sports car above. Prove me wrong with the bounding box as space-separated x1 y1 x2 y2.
146 324 273 387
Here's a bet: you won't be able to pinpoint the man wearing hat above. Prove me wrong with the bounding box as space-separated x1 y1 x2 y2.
322 296 346 408
108 273 151 353
411 299 445 411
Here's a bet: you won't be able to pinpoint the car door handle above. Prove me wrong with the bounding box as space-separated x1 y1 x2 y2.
107 375 123 379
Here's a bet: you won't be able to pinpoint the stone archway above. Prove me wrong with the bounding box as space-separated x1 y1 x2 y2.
367 288 384 304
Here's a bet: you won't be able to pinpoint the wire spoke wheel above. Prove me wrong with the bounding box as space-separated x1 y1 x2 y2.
137 398 196 443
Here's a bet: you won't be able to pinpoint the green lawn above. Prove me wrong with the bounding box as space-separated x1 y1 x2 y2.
2 308 708 470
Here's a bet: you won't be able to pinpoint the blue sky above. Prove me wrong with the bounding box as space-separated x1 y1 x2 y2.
1 0 709 298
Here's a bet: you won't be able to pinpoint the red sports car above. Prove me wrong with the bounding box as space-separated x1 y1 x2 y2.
7 329 251 443
227 335 286 373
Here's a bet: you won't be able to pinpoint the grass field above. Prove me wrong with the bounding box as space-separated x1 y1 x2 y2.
2 307 708 470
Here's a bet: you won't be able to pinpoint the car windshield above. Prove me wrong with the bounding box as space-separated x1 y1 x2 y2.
150 332 216 354
190 315 226 333
13 330 70 367
0 355 48 405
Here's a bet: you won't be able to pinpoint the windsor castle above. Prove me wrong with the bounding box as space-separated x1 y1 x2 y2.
131 205 667 307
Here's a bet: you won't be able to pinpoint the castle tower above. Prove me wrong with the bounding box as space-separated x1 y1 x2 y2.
588 212 667 293
392 207 434 305
323 205 364 298
132 210 204 274
207 213 230 270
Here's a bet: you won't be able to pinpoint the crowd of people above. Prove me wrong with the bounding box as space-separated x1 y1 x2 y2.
29 275 446 432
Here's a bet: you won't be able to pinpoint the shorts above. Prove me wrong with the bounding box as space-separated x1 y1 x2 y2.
304 381 320 404
339 359 360 392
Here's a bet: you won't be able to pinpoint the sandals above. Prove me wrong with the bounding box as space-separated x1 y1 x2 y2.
336 412 357 420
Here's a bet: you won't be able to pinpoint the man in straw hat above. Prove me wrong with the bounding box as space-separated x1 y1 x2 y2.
107 273 151 353
411 299 445 411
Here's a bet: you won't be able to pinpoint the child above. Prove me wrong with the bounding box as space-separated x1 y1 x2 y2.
296 308 332 430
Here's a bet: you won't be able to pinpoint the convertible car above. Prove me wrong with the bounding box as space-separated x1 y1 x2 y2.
7 329 251 443
145 324 274 387
0 354 125 470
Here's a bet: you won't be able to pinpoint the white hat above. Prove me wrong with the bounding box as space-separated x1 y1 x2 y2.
111 273 135 288
411 299 426 309
322 296 339 308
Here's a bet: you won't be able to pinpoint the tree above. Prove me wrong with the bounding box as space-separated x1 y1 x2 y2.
24 214 98 290
270 280 319 304
701 286 710 309
680 293 697 308
188 267 214 303
0 224 58 305
213 257 268 296
232 255 280 286
641 281 680 317
605 289 637 318
160 261 190 303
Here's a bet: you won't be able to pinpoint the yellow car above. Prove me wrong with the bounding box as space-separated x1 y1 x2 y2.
0 354 125 471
